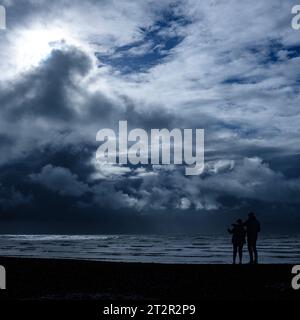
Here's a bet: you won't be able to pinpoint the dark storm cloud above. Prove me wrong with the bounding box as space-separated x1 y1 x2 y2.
0 44 181 222
30 164 89 197
1 46 91 121
0 184 32 209
0 134 13 149
0 42 300 233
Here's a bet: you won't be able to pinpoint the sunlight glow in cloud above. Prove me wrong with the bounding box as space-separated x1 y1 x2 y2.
13 26 75 72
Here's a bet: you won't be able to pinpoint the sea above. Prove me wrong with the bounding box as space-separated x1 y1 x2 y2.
0 234 299 264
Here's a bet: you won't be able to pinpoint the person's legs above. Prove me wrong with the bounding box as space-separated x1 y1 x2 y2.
233 245 237 264
253 238 258 263
238 245 243 264
247 241 254 263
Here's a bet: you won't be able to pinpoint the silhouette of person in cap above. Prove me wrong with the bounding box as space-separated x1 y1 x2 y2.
228 219 246 264
243 212 260 264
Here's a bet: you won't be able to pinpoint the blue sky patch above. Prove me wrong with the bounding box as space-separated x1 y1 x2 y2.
95 8 190 74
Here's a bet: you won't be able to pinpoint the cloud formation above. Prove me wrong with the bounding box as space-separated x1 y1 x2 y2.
30 164 89 197
0 0 300 232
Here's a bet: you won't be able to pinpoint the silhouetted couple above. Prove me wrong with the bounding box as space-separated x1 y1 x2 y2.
228 212 260 264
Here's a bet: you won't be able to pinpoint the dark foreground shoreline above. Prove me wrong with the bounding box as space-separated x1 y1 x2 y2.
0 257 299 300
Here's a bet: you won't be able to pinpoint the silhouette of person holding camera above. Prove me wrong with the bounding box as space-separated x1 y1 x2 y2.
228 219 246 264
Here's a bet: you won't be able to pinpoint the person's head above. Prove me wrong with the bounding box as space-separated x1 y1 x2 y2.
248 212 256 219
236 219 243 225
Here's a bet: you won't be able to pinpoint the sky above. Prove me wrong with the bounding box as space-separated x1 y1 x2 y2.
0 0 300 234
